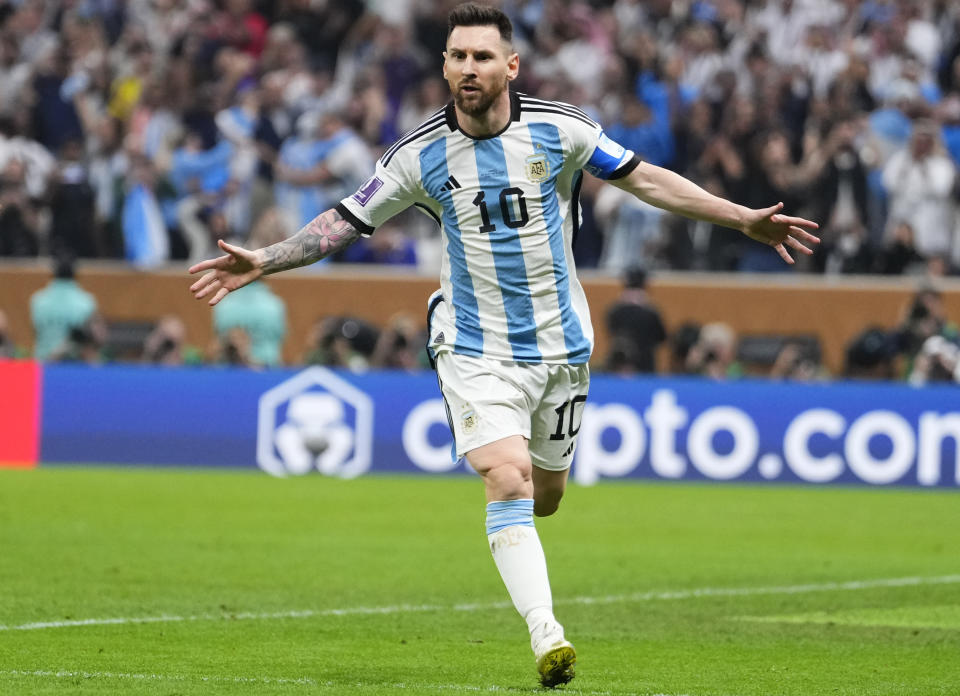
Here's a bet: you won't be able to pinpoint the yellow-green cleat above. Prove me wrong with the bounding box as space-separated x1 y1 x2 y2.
532 621 576 688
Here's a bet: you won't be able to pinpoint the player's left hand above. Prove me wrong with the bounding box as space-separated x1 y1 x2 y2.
741 202 820 265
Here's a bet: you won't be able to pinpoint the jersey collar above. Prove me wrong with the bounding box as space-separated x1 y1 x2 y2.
445 90 522 140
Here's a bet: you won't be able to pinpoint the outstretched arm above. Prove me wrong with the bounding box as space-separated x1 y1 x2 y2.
188 207 361 305
610 161 820 264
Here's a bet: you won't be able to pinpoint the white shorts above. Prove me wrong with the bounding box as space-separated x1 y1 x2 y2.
434 352 590 471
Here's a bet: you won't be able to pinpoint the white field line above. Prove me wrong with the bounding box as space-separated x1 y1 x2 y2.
0 669 317 686
0 670 693 695
1 574 958 634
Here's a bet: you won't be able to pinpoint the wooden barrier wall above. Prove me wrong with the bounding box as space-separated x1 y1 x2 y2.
3 261 959 375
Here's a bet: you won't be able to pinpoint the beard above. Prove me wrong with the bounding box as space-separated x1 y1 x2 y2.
454 77 507 117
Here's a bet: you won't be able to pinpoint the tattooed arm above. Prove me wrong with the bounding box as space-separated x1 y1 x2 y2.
260 208 361 274
188 208 361 306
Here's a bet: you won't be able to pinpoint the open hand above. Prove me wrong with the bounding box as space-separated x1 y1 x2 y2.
188 239 263 306
742 202 820 264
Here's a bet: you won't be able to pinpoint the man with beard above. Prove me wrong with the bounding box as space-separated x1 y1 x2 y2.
188 3 819 687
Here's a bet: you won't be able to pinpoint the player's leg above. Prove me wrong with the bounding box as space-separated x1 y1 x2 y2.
467 436 573 687
466 434 555 632
517 363 589 685
531 465 569 517
433 353 573 685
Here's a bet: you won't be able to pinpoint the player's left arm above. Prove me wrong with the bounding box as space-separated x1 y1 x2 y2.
609 161 820 264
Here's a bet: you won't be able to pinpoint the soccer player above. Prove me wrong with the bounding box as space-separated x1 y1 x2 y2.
189 3 819 686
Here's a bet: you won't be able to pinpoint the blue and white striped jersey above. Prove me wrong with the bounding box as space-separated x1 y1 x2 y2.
338 92 640 365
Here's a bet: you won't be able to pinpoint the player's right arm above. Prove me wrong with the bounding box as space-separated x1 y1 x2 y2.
188 207 360 306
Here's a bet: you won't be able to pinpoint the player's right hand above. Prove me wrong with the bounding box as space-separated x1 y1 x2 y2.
188 239 263 306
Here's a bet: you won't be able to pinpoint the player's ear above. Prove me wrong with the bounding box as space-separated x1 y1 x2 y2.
442 51 448 79
506 51 519 81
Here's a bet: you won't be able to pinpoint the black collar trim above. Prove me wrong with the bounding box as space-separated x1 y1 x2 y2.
444 90 522 141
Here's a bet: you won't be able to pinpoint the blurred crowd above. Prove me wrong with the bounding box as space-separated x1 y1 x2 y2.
600 265 960 384
3 254 957 386
1 0 960 276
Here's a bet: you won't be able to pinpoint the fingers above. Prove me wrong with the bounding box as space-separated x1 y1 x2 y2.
774 242 795 265
209 287 230 306
191 272 221 300
784 235 814 256
788 225 820 245
189 270 214 294
772 213 819 230
188 254 230 275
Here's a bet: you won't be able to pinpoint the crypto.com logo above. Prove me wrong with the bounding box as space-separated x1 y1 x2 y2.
257 367 374 478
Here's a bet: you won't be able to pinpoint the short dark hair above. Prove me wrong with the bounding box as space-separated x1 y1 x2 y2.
447 3 513 44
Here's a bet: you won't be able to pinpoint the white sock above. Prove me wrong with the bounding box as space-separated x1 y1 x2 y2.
486 499 556 634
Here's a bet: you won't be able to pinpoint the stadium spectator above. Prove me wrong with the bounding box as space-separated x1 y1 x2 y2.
29 252 98 361
876 221 926 275
686 322 743 379
215 326 255 367
313 110 376 214
882 120 957 264
48 312 108 364
668 321 702 375
48 138 98 259
0 158 41 257
370 312 428 371
273 111 334 241
890 286 959 375
806 117 872 273
122 154 170 268
142 315 199 366
169 130 235 263
604 266 666 374
212 280 287 367
303 316 377 372
843 326 897 380
768 339 828 382
908 334 960 385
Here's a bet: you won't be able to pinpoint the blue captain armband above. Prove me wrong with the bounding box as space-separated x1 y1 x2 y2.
584 132 642 180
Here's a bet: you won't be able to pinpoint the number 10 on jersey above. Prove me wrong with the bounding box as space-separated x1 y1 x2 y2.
471 188 529 233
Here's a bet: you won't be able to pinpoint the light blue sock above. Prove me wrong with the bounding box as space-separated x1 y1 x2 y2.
485 499 535 535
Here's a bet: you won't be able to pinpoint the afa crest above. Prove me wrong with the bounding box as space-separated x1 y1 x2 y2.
461 407 478 434
525 154 550 183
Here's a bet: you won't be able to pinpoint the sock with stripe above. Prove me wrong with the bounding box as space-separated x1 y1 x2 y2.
486 499 555 634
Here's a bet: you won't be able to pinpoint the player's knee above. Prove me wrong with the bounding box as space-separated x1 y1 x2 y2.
484 459 533 500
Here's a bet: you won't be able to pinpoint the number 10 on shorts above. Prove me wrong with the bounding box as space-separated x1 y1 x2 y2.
550 396 587 441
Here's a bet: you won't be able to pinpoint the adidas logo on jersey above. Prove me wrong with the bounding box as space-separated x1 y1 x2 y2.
440 175 461 192
562 442 575 458
433 332 445 344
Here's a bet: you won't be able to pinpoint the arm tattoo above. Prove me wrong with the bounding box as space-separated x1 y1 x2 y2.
260 208 361 274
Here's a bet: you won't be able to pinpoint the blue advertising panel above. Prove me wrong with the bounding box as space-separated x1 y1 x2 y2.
39 365 960 487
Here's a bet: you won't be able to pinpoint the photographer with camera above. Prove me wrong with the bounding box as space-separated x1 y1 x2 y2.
892 287 960 383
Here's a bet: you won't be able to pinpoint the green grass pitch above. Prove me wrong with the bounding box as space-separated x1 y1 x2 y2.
1 467 957 695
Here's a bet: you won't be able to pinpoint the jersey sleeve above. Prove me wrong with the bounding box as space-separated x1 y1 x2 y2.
566 117 642 180
336 158 417 236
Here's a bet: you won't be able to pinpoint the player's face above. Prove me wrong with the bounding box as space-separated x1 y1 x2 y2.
443 25 518 117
